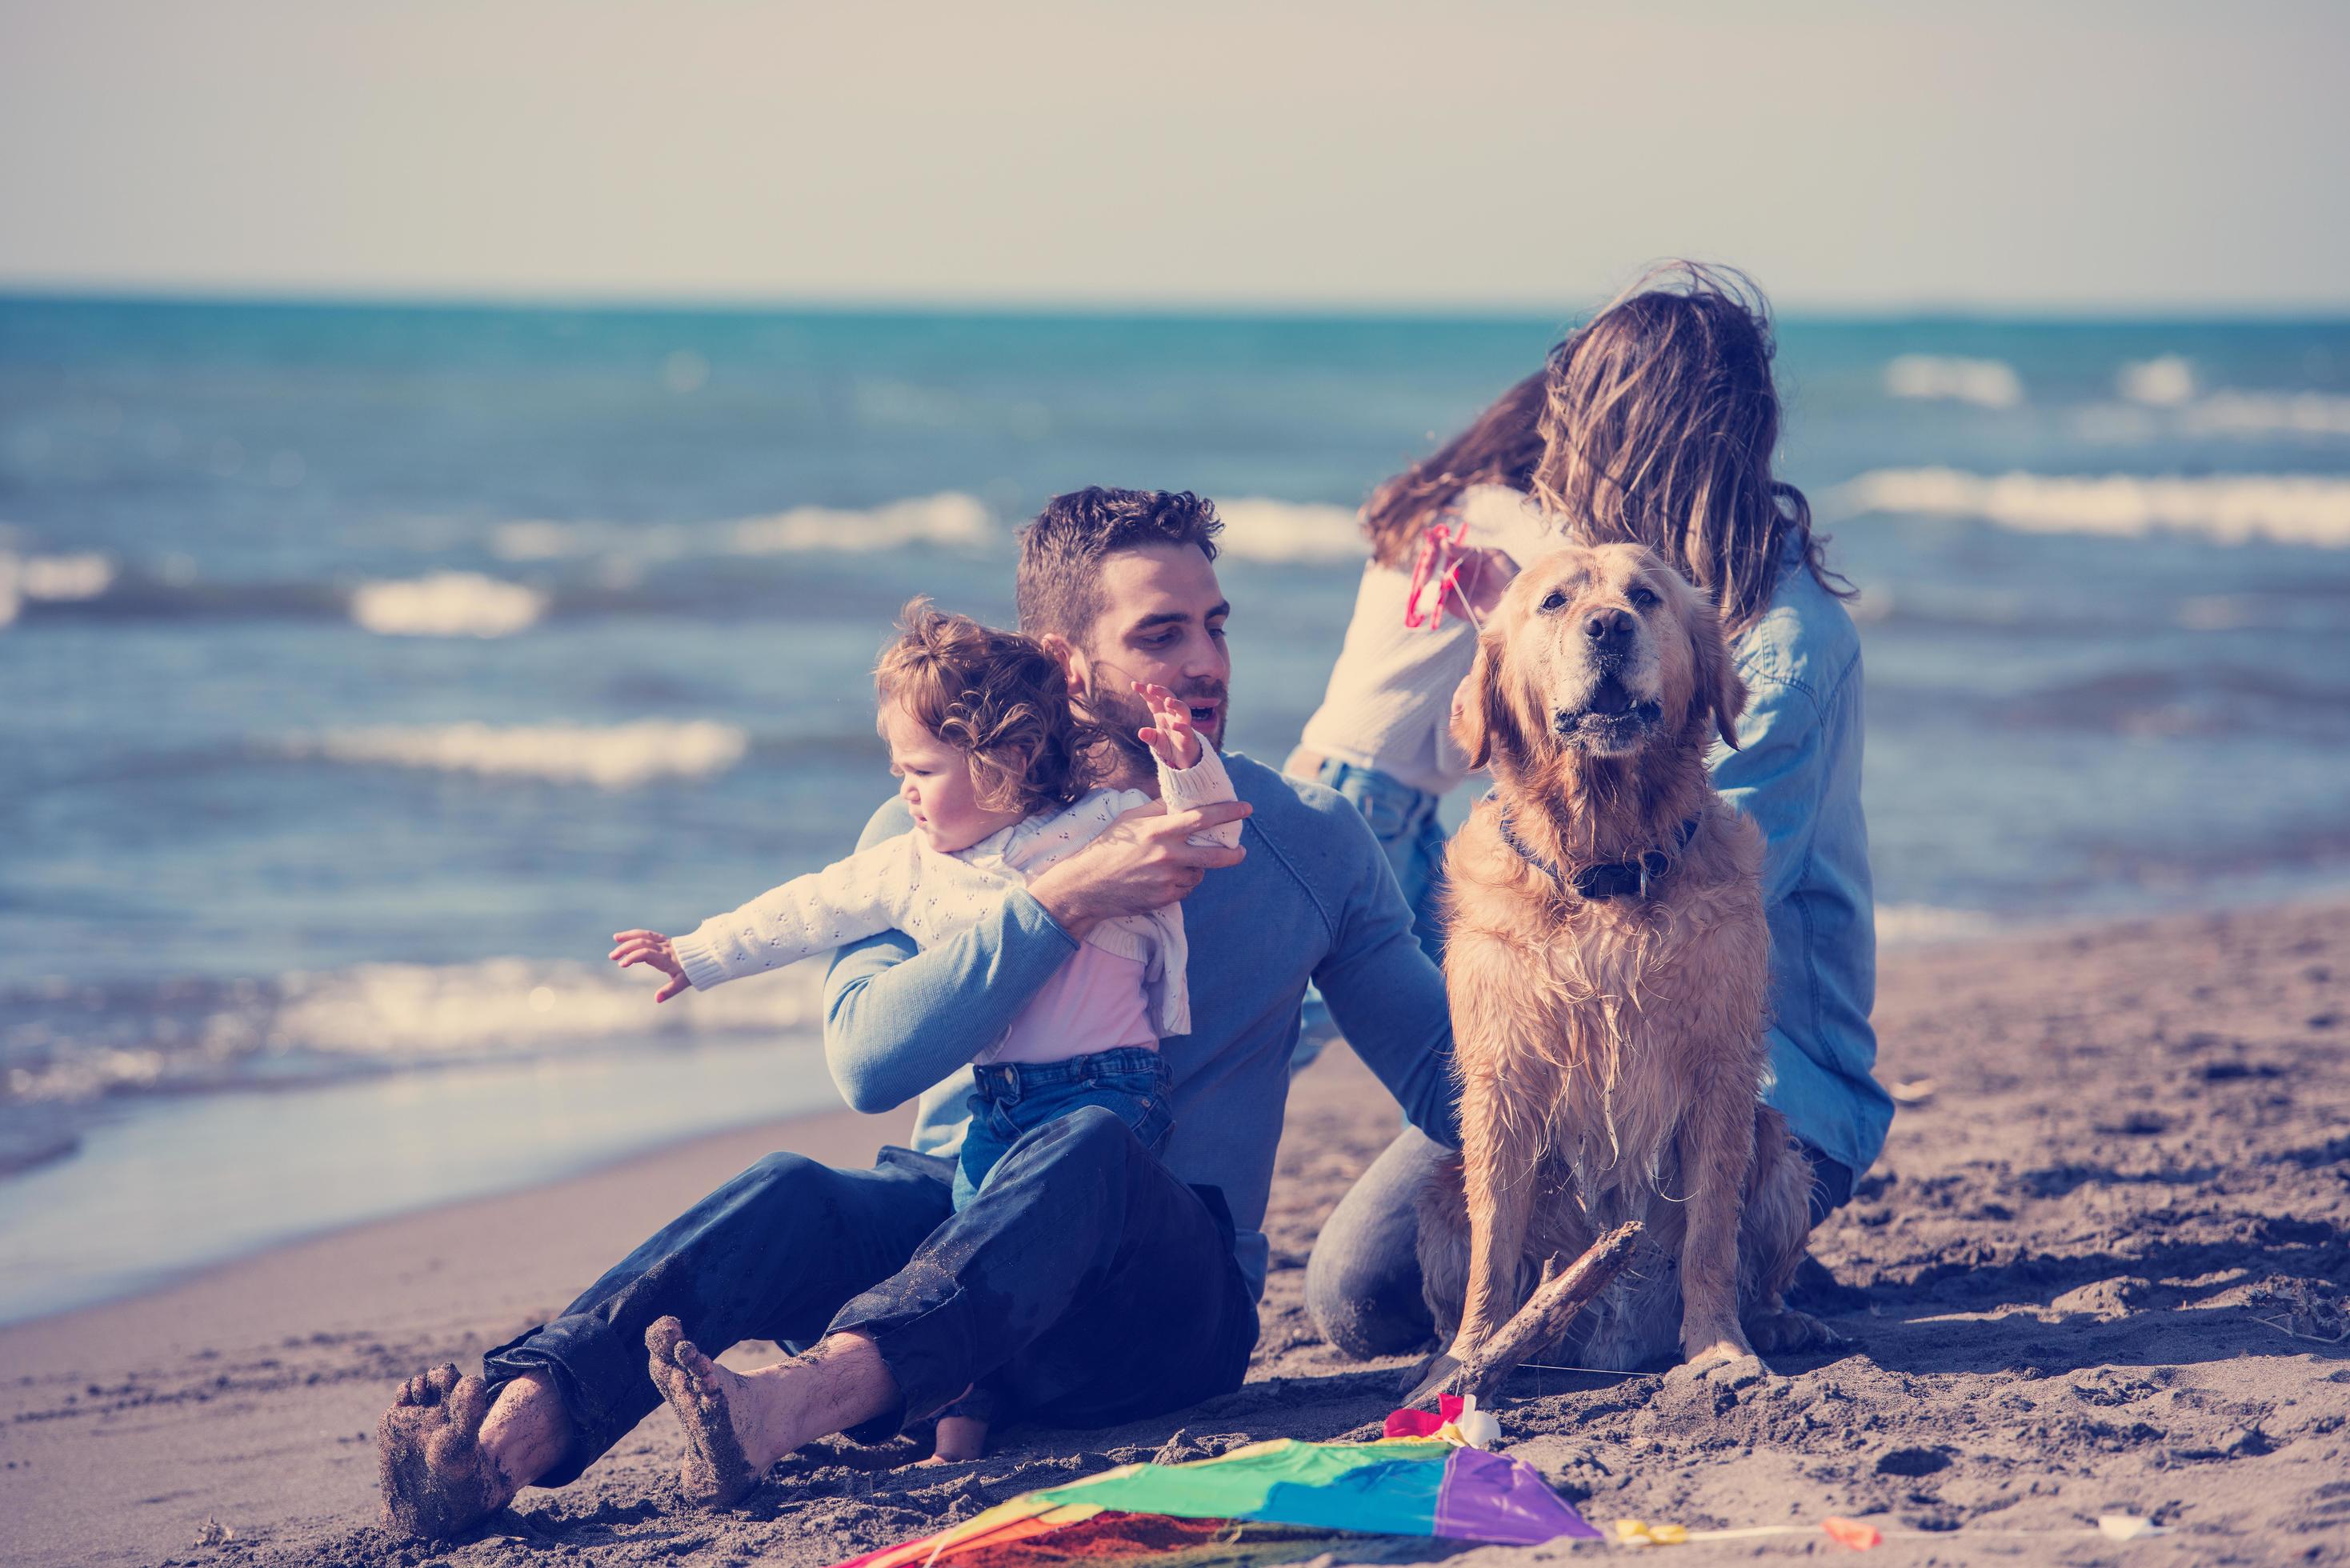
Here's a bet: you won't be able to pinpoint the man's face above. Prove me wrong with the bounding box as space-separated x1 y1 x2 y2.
1064 542 1231 762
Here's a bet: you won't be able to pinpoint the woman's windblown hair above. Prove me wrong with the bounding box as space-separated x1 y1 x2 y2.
1533 262 1851 635
874 599 1111 815
1361 371 1547 569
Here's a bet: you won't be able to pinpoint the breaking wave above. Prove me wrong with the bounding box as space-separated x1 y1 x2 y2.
492 493 996 562
2 957 828 1113
351 572 546 636
1884 354 2024 409
1832 468 2350 548
0 550 114 629
286 720 749 788
1211 498 1365 562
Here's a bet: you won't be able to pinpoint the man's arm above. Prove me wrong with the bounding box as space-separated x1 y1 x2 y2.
1309 805 1459 1148
822 794 1255 1112
821 800 1079 1113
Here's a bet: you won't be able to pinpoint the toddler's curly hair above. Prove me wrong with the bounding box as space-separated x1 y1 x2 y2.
874 599 1111 815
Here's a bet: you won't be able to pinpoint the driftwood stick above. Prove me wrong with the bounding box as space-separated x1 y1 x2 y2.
1452 1221 1643 1401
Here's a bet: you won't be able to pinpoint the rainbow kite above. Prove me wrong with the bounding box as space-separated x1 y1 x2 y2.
831 1433 1600 1568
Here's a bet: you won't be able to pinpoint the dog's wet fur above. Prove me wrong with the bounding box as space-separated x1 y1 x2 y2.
1418 542 1838 1376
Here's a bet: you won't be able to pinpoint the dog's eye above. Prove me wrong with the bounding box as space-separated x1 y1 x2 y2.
1627 585 1659 610
1538 590 1567 614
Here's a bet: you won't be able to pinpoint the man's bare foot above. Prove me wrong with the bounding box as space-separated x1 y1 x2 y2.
646 1318 759 1507
378 1366 514 1540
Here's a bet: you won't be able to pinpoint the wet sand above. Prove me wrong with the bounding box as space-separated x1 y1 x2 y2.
2 901 2346 1566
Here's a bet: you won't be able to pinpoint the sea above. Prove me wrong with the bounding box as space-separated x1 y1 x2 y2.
5 298 2348 1323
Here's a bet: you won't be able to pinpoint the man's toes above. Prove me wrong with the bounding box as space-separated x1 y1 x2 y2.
446 1373 493 1438
422 1364 462 1400
676 1338 719 1390
647 1316 688 1380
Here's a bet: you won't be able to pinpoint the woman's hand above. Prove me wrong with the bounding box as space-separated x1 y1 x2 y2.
1134 681 1203 769
611 930 691 1003
1451 546 1518 619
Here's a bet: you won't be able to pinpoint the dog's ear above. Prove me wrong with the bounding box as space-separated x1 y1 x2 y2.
1687 596 1748 751
1451 632 1517 771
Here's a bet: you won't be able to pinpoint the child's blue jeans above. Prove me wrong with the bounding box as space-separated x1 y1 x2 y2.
955 1046 1174 1210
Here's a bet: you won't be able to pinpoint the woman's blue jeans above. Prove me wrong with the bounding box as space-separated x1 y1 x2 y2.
1287 755 1450 1067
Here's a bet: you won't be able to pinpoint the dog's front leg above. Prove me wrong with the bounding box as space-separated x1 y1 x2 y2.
1675 1066 1759 1370
1453 1055 1539 1360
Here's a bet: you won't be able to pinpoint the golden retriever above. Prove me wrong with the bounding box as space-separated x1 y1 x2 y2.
1418 542 1834 1376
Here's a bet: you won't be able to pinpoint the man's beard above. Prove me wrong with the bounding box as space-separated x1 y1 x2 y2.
1079 670 1229 771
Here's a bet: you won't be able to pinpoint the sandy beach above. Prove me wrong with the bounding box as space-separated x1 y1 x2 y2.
3 900 2345 1567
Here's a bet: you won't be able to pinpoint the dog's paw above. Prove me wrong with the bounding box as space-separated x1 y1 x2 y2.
1746 1307 1851 1357
1663 1350 1769 1395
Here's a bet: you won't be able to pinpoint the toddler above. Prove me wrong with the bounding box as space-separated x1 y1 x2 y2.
611 599 1238 1214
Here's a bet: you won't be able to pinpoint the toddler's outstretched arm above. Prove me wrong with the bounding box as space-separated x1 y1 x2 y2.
612 831 983 1000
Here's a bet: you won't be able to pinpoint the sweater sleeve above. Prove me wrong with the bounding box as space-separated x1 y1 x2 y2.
821 799 1083 1114
1310 801 1459 1148
1711 667 1828 908
669 831 947 993
1158 741 1243 849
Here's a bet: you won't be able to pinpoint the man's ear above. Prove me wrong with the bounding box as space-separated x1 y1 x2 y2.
1685 598 1747 750
1038 632 1087 703
1451 633 1516 771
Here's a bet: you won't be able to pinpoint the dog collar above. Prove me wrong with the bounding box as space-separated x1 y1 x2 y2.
1487 791 1702 902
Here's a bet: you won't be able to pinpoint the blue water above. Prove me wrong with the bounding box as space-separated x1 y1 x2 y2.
5 298 2349 1320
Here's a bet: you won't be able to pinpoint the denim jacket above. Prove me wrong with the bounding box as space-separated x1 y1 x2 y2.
823 751 1459 1300
1712 552 1892 1177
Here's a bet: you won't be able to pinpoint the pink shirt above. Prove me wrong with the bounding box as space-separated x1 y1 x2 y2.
983 942 1157 1064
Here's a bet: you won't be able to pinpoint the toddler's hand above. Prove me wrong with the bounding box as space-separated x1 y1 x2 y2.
1134 682 1203 770
610 930 691 1003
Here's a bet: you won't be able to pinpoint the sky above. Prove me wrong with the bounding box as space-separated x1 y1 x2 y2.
2 0 2345 312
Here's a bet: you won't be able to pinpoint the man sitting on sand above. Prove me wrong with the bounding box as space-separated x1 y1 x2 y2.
378 487 1459 1538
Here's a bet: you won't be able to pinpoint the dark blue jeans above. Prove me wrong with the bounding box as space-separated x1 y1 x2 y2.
1287 755 1451 1070
957 1047 1174 1209
483 1108 1259 1484
1303 1126 1855 1358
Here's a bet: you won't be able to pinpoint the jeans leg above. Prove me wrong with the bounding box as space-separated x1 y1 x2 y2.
1800 1141 1856 1226
953 1109 1008 1211
1404 809 1451 965
482 1148 952 1486
830 1107 1258 1437
1305 1125 1445 1359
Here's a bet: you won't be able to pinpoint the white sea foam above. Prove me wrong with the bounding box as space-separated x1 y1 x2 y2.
1832 467 2350 548
2 958 829 1107
292 719 748 788
0 550 115 628
351 571 545 636
2180 389 2350 438
266 955 826 1058
730 493 994 554
1875 905 2003 947
1211 498 1365 562
1884 354 2024 409
2118 354 2196 407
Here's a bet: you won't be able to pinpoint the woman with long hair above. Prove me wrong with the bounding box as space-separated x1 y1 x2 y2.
1306 264 1888 1358
1287 374 1553 962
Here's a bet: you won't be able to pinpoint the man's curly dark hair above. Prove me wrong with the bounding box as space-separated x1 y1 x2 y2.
1015 487 1223 645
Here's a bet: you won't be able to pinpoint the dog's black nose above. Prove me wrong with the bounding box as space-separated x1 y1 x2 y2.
1583 608 1633 645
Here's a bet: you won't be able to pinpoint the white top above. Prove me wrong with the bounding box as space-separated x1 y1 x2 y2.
1298 486 1554 797
670 743 1240 1046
